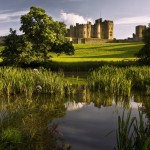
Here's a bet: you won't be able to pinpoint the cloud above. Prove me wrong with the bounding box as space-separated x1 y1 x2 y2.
60 11 93 27
115 16 150 25
0 10 28 23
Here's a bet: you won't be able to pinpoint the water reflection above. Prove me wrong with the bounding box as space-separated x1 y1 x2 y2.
0 94 67 150
56 91 150 150
0 90 149 150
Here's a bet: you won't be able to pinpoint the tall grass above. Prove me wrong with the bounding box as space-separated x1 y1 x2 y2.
116 109 150 150
88 66 150 96
0 67 76 97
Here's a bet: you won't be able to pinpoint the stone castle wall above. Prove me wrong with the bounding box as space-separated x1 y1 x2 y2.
68 18 114 43
133 25 146 41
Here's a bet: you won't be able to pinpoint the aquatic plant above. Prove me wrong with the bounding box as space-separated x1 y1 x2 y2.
0 67 76 97
88 66 150 96
116 109 150 150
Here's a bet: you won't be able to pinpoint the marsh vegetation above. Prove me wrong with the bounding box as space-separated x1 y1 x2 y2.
0 66 149 149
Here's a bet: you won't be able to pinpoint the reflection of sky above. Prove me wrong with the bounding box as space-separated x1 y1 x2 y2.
54 101 147 150
64 101 86 111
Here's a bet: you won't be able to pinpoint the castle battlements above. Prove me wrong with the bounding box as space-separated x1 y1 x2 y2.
67 18 114 41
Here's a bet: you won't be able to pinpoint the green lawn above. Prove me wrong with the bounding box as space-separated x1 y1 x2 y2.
50 43 144 62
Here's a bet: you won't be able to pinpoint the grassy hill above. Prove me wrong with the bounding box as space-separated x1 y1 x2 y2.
0 43 144 71
50 43 144 62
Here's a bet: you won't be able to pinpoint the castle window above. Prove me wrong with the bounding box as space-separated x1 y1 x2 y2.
110 31 112 36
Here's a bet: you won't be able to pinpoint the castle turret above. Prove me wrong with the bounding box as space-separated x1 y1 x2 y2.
87 22 91 38
107 21 114 40
95 18 102 38
70 25 76 37
136 25 146 39
83 24 87 38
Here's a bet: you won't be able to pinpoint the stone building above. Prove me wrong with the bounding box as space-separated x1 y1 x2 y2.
133 25 146 41
67 18 114 43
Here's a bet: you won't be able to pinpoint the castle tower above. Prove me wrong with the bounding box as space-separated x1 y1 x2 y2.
136 25 146 39
70 25 76 37
107 21 114 40
87 22 91 38
83 24 87 38
95 18 102 38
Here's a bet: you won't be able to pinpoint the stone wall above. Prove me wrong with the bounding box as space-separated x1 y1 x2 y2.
68 18 114 40
67 37 112 44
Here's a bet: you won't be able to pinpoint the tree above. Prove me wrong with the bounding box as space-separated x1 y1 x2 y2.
136 26 150 62
1 28 33 65
20 6 71 62
1 6 74 66
52 41 75 56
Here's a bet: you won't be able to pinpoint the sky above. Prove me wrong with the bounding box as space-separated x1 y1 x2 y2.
0 0 150 39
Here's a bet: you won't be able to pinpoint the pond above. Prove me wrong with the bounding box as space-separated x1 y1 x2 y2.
0 91 149 150
51 92 149 150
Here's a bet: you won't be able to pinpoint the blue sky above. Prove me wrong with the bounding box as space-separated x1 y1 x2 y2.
0 0 150 39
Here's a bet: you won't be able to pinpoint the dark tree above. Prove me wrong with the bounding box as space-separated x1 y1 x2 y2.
52 41 75 55
1 28 33 65
136 26 150 62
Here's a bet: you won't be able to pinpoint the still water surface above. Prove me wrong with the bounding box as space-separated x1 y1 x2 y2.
1 91 149 150
53 93 147 150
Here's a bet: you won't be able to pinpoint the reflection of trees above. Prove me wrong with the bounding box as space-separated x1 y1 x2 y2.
113 94 130 109
134 93 150 123
90 92 113 108
66 88 132 109
0 94 67 149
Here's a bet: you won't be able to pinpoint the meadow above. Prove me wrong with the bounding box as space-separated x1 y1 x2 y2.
50 42 144 62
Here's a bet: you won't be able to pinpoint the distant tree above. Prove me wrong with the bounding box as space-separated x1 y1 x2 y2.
52 41 75 56
136 26 150 62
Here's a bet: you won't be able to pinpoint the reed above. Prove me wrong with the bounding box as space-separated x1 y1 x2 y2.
88 66 150 96
0 67 76 97
116 109 150 150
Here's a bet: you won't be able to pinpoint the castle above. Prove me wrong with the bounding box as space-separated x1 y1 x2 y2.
133 25 146 41
67 18 114 44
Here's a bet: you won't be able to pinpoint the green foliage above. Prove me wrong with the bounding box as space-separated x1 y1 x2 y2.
88 66 150 96
52 41 75 55
1 29 34 65
20 6 70 62
136 44 150 62
0 96 67 150
0 67 74 96
136 27 150 62
116 109 150 150
1 6 74 66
